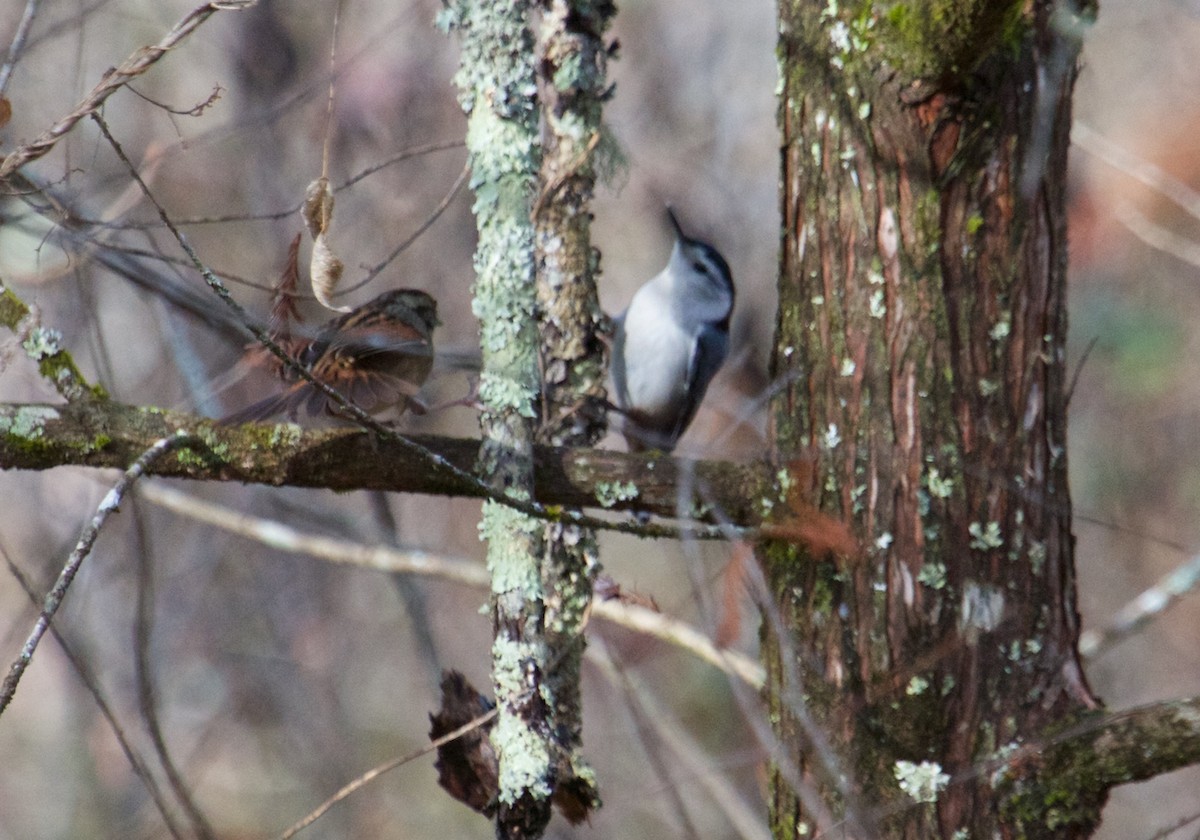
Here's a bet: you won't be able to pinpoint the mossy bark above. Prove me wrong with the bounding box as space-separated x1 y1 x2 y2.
767 1 1097 836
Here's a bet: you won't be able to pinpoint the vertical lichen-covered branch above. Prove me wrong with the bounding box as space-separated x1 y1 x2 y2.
531 0 616 822
446 1 551 835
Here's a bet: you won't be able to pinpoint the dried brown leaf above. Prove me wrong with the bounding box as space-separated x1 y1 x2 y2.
302 177 334 238
302 178 349 312
269 233 304 334
429 671 499 817
594 574 659 612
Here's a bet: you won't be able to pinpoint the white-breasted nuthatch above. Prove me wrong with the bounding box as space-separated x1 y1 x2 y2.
611 209 734 452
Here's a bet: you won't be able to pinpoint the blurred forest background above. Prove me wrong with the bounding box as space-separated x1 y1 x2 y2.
0 0 1198 837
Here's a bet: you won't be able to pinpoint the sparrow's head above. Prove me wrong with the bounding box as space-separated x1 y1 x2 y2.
374 289 441 334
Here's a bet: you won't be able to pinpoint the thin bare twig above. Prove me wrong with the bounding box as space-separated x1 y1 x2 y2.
0 0 42 96
1079 551 1200 659
320 0 343 183
337 139 465 193
129 501 217 839
590 637 770 840
1116 203 1200 271
1142 806 1200 840
1073 123 1200 224
0 433 191 717
345 162 469 294
277 707 497 839
3 550 187 839
1065 335 1098 408
48 140 465 230
137 482 766 687
0 1 255 180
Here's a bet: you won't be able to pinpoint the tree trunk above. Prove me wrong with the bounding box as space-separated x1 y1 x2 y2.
767 2 1099 836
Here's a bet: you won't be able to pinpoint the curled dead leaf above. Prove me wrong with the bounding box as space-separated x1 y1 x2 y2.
303 178 348 311
310 232 349 312
429 671 499 817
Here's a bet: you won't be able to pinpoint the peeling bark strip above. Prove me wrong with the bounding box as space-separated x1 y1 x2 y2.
769 1 1100 838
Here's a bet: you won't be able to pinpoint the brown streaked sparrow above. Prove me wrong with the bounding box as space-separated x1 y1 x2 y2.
221 289 439 424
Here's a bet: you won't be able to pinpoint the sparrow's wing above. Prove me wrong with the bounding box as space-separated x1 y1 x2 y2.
220 303 436 424
328 316 433 364
335 369 426 413
217 382 312 426
218 378 402 424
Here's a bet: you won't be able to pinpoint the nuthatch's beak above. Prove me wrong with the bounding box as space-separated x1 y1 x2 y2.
666 206 686 241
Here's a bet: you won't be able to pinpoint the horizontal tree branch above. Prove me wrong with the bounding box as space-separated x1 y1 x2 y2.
138 482 766 688
997 696 1200 832
0 399 775 525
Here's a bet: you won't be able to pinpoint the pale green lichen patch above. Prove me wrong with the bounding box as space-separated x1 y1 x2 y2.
480 501 543 594
1028 540 1047 575
761 466 798 516
21 326 63 360
869 288 886 318
906 675 930 696
174 427 230 468
894 759 950 803
916 561 945 588
267 422 304 448
594 480 638 508
492 635 540 697
492 709 553 803
0 405 58 439
478 372 537 417
989 315 1011 341
823 423 841 449
968 520 1003 550
776 467 795 497
926 467 954 498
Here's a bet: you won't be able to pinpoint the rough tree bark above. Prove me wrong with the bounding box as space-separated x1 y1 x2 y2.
766 1 1102 837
